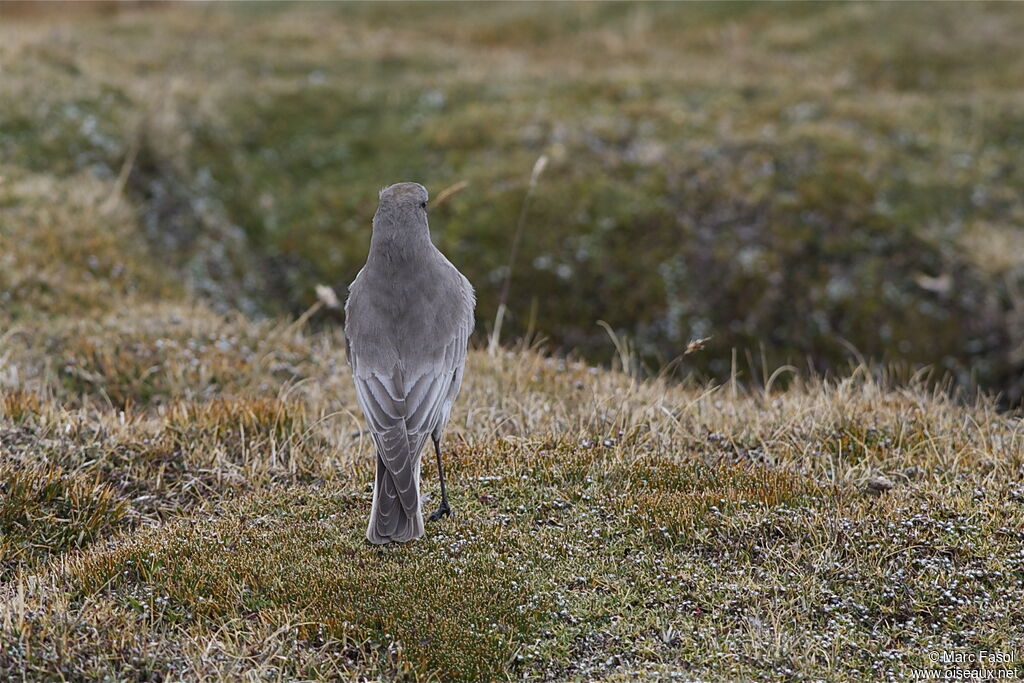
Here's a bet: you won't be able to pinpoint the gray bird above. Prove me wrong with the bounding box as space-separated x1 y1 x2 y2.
344 182 475 544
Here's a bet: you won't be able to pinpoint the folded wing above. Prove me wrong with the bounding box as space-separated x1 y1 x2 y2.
350 326 470 536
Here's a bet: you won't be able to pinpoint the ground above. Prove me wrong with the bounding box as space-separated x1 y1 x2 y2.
1 3 1023 682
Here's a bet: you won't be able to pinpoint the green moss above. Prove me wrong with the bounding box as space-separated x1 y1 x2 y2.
73 486 550 682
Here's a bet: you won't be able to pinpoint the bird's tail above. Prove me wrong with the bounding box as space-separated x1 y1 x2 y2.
366 453 424 544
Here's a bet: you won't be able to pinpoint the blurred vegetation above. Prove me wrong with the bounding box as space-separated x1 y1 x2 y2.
2 1 1024 401
2 2 1023 401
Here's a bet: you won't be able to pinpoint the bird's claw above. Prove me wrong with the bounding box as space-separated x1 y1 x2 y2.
428 504 451 522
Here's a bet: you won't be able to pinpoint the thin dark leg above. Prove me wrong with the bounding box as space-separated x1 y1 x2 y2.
428 435 451 521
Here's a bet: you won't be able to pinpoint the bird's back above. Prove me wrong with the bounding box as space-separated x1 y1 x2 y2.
345 246 473 372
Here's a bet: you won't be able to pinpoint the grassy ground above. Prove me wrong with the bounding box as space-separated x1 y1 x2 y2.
3 301 1023 680
2 3 1024 681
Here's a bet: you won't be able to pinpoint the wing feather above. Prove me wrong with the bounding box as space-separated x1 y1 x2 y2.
353 328 468 469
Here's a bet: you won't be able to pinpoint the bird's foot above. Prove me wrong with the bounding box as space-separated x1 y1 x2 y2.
428 503 451 522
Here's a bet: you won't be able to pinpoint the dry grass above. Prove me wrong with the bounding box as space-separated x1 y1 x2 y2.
2 299 1023 679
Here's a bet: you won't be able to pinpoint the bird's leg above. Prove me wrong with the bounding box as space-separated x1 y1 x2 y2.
428 435 451 521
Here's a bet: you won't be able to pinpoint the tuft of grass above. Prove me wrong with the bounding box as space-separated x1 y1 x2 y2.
0 389 41 424
621 458 823 548
0 464 128 579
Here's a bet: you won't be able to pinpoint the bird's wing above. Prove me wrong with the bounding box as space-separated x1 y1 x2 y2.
350 330 468 518
431 306 473 438
351 365 429 522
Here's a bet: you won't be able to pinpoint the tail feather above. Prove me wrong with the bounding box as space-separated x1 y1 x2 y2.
367 454 423 544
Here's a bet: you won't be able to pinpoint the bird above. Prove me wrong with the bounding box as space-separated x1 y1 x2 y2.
344 182 475 544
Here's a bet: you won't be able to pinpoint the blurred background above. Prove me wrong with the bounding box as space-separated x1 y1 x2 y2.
2 1 1023 404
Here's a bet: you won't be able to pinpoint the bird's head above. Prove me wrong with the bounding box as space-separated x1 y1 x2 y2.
370 182 431 252
376 182 429 217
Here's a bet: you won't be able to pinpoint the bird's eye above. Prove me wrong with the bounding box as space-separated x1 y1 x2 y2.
420 201 427 209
